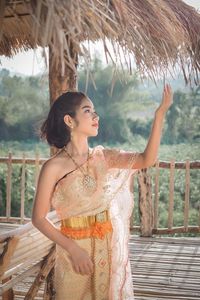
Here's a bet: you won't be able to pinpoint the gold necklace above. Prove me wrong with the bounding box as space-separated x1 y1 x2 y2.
63 146 97 190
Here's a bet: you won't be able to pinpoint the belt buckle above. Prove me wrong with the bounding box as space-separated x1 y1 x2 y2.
95 211 106 222
95 212 105 222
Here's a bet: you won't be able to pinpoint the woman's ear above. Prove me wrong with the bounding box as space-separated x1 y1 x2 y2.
64 115 73 128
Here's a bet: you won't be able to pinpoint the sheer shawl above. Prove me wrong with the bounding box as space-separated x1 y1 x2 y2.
101 146 139 300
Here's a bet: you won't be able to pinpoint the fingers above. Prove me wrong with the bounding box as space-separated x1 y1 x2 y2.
74 263 94 276
67 246 94 276
164 83 172 93
70 259 94 276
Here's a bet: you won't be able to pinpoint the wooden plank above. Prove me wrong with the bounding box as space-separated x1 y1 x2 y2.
1 262 42 294
129 236 200 299
157 161 200 169
0 210 59 241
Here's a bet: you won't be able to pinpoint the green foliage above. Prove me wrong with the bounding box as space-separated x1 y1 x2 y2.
1 63 199 146
163 89 200 144
0 69 49 140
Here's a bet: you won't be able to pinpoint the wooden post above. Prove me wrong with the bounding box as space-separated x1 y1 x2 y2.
49 40 78 157
1 237 19 300
137 168 154 237
2 276 14 300
43 267 56 300
24 246 56 300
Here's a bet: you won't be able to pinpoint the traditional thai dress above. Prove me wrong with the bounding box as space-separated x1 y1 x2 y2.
51 145 139 300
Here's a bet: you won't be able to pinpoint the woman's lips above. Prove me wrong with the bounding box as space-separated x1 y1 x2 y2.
92 124 99 128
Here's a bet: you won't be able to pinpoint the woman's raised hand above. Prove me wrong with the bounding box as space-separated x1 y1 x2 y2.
68 243 94 276
157 83 173 115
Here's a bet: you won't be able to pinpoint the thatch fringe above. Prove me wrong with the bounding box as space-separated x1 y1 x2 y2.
0 0 200 83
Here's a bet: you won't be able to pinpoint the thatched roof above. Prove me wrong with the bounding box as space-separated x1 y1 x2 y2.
1 0 200 84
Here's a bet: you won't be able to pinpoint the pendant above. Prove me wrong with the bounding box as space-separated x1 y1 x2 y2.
82 174 97 190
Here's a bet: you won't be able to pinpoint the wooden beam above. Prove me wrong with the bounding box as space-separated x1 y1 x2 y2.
49 39 78 156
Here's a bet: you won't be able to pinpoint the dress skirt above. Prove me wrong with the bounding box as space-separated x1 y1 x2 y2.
54 231 112 300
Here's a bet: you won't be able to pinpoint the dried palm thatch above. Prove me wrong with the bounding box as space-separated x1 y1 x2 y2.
0 0 200 84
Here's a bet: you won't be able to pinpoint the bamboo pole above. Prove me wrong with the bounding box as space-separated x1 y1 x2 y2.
154 159 160 229
8 242 52 270
184 159 190 231
0 157 199 168
6 152 12 221
0 210 58 241
152 226 200 234
0 157 46 164
20 153 26 223
168 159 175 229
34 150 40 189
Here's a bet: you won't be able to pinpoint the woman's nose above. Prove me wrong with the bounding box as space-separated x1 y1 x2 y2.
92 112 99 119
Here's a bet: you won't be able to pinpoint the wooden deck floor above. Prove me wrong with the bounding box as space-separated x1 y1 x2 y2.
0 222 21 234
130 235 200 300
1 223 200 299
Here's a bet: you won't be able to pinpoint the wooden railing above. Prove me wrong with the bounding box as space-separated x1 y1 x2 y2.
133 160 200 236
0 152 43 224
0 152 200 235
0 152 200 299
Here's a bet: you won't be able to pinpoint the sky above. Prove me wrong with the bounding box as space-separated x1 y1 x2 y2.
0 0 199 76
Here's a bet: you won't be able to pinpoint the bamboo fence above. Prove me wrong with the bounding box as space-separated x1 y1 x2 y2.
0 151 200 299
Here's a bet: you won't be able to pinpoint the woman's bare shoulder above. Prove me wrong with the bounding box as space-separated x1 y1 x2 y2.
40 151 72 183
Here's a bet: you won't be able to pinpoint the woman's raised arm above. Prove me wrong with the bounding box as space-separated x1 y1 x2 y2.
103 84 173 170
142 83 173 167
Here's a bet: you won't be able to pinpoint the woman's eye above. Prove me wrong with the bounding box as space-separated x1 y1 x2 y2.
84 109 98 115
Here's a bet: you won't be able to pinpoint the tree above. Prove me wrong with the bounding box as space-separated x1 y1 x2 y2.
78 58 140 144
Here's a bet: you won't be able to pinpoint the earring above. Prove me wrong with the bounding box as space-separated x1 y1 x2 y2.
70 126 74 140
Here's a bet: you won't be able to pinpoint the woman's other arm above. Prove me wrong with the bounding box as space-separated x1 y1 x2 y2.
32 161 77 254
32 161 94 275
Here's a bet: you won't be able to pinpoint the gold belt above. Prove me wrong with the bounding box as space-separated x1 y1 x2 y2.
61 210 110 228
60 210 112 239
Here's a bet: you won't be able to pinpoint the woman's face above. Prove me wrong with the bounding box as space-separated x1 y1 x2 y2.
71 97 99 137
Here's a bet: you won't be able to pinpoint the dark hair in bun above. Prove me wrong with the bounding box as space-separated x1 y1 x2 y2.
40 91 86 148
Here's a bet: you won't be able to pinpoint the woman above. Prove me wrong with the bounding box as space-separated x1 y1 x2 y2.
32 84 173 299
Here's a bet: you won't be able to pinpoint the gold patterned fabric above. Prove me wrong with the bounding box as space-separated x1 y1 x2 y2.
51 145 139 300
54 232 112 300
